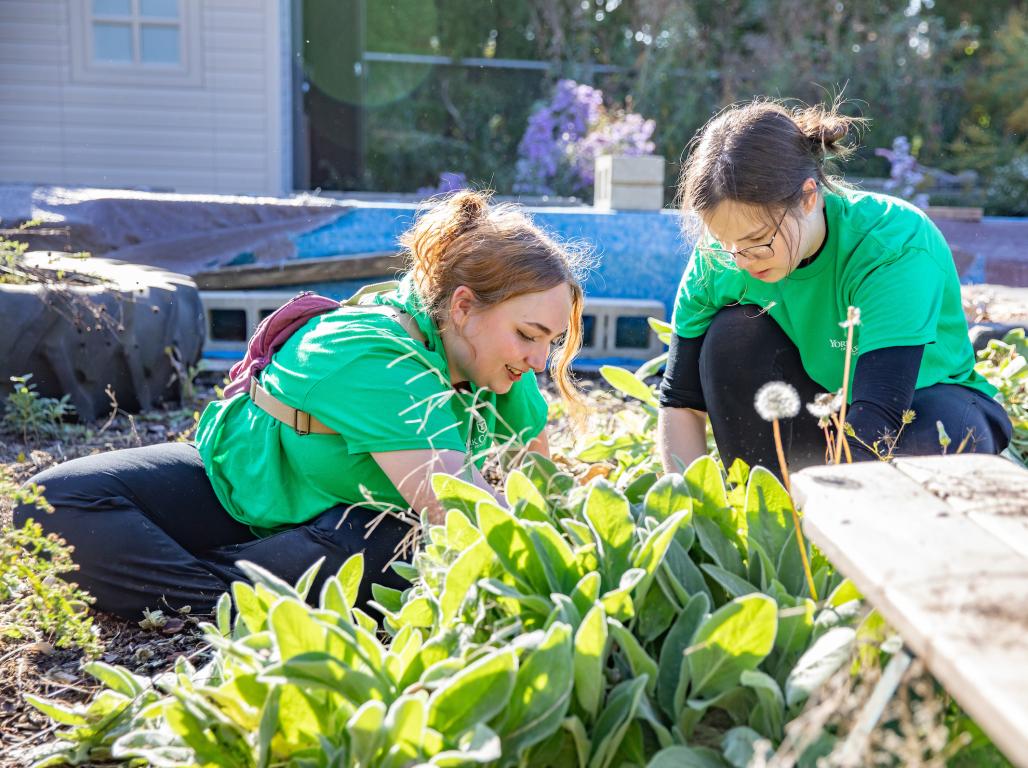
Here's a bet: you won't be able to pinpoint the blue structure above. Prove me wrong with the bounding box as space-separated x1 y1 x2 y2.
291 202 694 315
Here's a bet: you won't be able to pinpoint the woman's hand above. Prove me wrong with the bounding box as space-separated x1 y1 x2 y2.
526 429 550 458
371 448 503 526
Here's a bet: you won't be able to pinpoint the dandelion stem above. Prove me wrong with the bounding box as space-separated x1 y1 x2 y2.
772 418 819 601
834 308 858 463
822 426 836 464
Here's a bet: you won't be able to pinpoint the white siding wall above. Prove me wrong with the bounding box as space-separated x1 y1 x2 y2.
0 0 290 196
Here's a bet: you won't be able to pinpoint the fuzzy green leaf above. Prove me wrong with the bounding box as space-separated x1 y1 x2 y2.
574 604 608 720
440 538 495 625
432 473 496 520
686 594 778 701
609 619 658 695
428 648 517 735
785 627 855 707
583 480 636 589
646 746 730 768
684 456 741 546
506 469 550 521
741 669 785 741
600 365 659 406
657 592 709 719
477 501 550 595
643 474 693 522
500 622 574 757
588 676 648 768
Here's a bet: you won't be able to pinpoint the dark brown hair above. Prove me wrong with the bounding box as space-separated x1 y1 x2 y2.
400 189 588 407
679 99 866 238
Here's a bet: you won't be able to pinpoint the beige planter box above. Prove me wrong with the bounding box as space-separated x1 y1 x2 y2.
593 155 665 211
926 205 984 222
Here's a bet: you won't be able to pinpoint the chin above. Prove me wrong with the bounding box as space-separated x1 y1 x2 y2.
491 378 514 395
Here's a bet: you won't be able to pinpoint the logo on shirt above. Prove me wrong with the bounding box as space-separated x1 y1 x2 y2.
829 338 858 353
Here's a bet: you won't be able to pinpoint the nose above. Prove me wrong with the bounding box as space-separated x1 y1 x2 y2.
733 250 755 267
525 346 547 373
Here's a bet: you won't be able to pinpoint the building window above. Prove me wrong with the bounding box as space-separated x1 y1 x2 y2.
70 0 202 85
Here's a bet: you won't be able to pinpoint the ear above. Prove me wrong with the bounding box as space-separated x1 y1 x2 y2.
449 285 476 328
800 178 820 215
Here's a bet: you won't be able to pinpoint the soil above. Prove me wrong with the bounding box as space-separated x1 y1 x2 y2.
0 384 216 766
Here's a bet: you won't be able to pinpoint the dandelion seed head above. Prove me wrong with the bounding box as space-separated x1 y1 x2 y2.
839 306 862 329
806 391 843 418
754 381 801 421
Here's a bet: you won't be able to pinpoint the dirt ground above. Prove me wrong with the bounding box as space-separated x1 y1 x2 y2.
0 386 218 766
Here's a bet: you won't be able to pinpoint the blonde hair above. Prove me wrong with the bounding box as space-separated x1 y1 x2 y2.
400 190 588 408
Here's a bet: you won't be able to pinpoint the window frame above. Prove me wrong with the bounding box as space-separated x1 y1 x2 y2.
69 0 203 86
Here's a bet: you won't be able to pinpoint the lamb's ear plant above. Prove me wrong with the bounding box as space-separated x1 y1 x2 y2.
23 349 1017 765
25 456 864 767
975 327 1028 464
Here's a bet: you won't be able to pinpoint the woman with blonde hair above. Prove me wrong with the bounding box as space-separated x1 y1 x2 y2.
658 100 1010 474
16 191 587 618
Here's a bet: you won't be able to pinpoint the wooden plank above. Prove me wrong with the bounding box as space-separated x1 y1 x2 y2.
194 252 405 290
892 455 1028 560
792 456 1028 767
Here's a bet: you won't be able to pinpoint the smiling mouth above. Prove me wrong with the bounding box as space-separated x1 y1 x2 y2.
751 268 773 279
505 364 524 381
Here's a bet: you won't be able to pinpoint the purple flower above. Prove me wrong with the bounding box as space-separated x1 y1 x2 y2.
514 79 655 197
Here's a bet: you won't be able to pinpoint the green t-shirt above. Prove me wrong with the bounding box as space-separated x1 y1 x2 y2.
672 190 993 400
196 277 548 532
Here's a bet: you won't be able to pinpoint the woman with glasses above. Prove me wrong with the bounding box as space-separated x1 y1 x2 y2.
657 99 1011 475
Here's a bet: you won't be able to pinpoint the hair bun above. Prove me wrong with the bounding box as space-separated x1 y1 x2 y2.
446 190 489 240
811 121 849 146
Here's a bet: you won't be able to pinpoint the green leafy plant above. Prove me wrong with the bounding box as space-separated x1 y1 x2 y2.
3 373 76 442
0 517 101 658
975 327 1028 464
24 456 865 767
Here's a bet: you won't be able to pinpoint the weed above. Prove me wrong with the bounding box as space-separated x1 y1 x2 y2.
2 374 75 443
0 517 101 657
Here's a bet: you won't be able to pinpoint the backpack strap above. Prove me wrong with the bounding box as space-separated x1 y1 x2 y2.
342 280 401 306
245 281 428 435
249 378 338 436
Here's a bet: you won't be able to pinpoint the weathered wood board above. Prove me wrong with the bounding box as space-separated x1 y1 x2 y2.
792 455 1028 768
194 251 403 290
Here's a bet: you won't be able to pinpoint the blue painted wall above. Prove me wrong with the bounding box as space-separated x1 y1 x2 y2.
291 203 695 315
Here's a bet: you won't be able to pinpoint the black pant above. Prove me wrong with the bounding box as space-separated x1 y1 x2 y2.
13 443 412 620
701 306 1012 473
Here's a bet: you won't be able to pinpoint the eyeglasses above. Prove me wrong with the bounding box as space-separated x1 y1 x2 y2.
697 207 789 264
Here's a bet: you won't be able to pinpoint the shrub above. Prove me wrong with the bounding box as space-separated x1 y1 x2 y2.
985 154 1028 216
0 518 101 658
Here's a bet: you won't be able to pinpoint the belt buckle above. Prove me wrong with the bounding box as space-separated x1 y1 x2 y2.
294 409 311 436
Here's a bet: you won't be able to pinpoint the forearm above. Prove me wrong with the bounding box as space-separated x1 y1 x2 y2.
372 448 504 526
657 407 708 473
